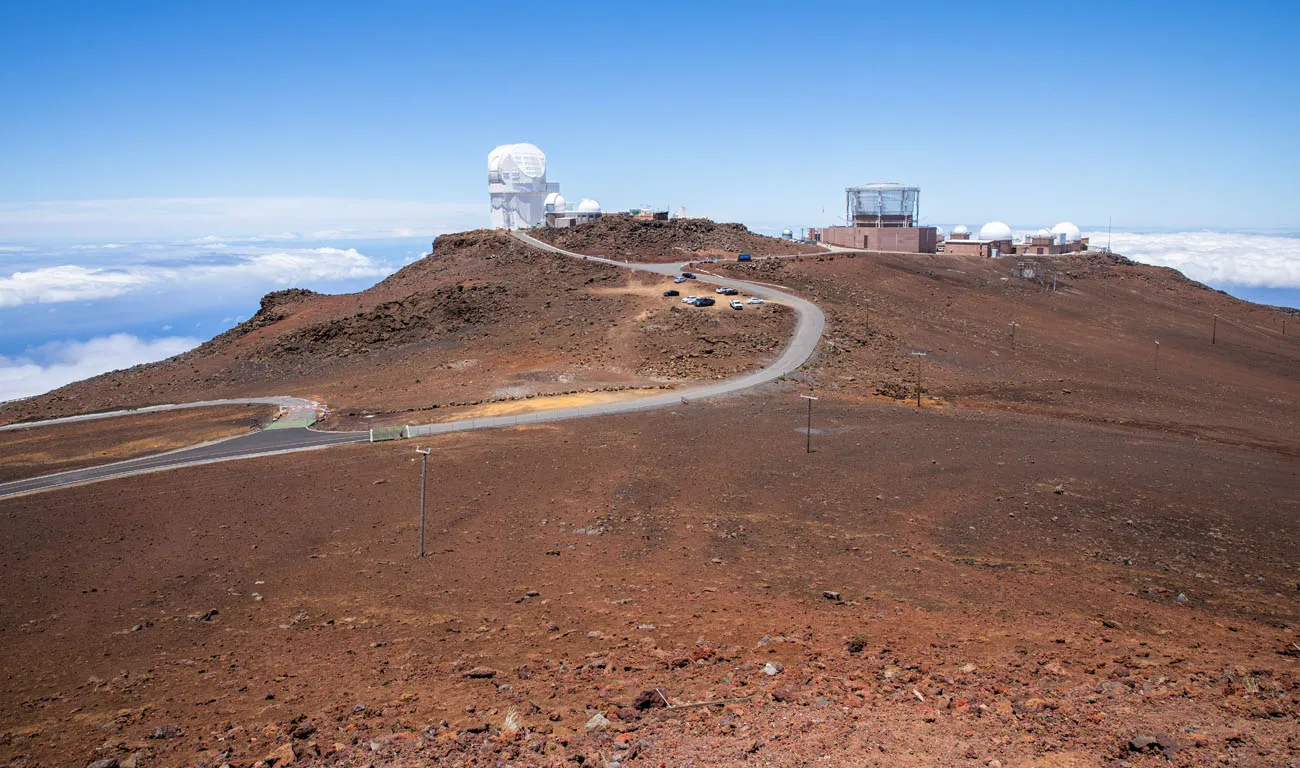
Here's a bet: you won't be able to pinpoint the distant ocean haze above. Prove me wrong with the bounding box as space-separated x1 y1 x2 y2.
0 229 1296 404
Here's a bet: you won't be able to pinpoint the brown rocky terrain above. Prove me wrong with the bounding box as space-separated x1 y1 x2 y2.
0 230 793 427
713 250 1300 456
530 216 820 262
2 228 1299 766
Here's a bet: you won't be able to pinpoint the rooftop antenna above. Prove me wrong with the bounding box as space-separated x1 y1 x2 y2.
1107 217 1112 254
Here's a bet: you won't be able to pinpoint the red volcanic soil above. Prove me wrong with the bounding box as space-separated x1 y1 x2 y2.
0 230 793 427
1 396 1298 766
530 215 820 262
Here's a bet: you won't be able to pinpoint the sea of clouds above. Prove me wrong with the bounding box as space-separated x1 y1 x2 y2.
0 243 397 308
0 237 424 403
0 334 200 403
1082 230 1300 290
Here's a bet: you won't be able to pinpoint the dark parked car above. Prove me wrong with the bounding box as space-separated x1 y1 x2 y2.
664 289 679 297
681 272 696 279
693 297 715 307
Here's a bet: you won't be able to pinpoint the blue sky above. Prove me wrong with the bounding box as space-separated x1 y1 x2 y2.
1 0 1297 234
2 1 1299 401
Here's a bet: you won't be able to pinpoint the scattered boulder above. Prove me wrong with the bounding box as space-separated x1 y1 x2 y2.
465 666 498 679
264 742 297 766
632 689 667 710
87 759 118 768
823 590 842 602
585 712 611 732
290 721 316 739
763 661 784 676
149 724 182 739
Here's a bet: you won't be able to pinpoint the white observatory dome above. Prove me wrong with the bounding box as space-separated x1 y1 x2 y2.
1035 227 1053 238
577 198 602 213
952 224 969 235
1051 221 1081 242
544 192 567 214
979 221 1012 241
934 226 945 237
488 143 547 181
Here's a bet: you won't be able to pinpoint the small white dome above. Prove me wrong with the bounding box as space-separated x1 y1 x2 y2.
952 224 969 235
782 228 793 236
1051 221 1081 242
544 192 567 213
577 198 601 213
979 221 1012 241
1035 227 1053 238
934 225 945 237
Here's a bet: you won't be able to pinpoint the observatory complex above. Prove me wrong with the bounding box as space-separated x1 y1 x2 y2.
488 143 601 230
808 184 940 253
803 181 1089 258
944 221 1087 257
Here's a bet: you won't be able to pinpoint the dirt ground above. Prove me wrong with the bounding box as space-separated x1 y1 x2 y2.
0 405 273 483
1 392 1297 767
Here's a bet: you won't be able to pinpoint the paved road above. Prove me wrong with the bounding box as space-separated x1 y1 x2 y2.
1 235 826 498
0 396 320 432
0 427 366 500
406 233 824 437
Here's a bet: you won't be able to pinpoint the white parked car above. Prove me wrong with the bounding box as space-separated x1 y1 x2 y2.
746 297 764 305
729 299 743 310
673 276 687 283
682 296 699 304
715 287 727 294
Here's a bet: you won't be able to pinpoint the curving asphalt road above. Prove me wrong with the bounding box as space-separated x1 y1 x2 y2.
0 426 367 500
404 233 825 437
0 396 320 432
0 235 824 499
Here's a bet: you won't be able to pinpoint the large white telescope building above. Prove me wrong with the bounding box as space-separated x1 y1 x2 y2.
488 143 557 229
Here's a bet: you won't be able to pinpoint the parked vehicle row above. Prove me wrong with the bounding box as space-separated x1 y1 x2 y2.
667 273 766 309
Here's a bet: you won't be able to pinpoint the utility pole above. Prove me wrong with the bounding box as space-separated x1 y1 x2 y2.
911 351 927 407
801 394 818 453
1212 314 1218 345
1009 321 1019 349
1153 340 1160 372
415 447 432 557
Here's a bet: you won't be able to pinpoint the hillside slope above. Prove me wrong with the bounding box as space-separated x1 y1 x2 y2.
0 230 794 425
717 250 1300 454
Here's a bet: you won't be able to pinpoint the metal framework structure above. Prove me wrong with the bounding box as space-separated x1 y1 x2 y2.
845 183 920 228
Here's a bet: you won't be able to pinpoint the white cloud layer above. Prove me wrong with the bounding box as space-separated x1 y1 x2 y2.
0 246 396 307
0 197 481 240
1088 230 1300 289
0 334 200 403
